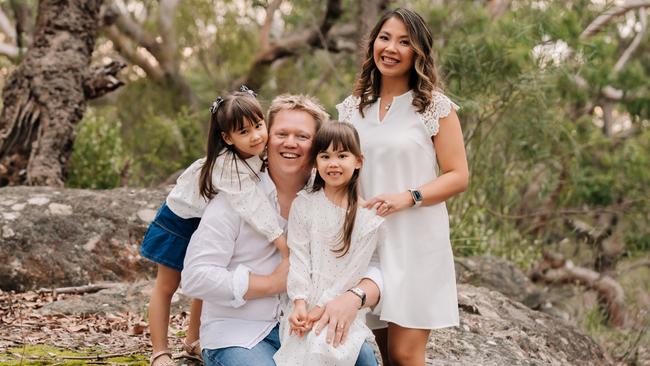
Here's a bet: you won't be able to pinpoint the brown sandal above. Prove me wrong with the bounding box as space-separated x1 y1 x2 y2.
150 350 175 366
182 339 203 362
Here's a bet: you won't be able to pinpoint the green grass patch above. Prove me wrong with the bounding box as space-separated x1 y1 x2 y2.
3 345 147 365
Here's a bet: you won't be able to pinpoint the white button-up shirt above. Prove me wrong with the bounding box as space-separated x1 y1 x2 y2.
181 172 383 350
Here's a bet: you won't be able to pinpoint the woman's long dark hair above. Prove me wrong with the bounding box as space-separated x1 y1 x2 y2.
353 8 442 117
199 91 264 200
311 122 363 257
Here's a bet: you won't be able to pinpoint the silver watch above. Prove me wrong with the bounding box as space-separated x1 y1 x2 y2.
347 287 366 308
408 189 423 207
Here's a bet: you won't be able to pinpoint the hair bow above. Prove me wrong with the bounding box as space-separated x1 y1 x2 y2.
210 96 224 114
240 85 257 97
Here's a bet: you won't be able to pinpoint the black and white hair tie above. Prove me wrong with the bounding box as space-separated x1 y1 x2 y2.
210 96 224 114
240 85 257 97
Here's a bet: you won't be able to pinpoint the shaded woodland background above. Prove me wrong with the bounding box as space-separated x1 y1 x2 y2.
0 0 648 364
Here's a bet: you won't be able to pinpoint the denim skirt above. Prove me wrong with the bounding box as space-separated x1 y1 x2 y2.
140 202 201 271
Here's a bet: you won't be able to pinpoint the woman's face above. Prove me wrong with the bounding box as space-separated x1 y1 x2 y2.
372 17 415 81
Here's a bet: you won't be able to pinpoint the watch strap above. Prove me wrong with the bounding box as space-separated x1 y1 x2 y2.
347 287 366 308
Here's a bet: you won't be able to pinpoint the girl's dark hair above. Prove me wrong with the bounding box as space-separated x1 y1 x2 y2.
199 91 264 200
311 122 363 257
353 8 442 117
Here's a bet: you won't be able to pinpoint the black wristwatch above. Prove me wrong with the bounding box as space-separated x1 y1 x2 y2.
347 287 366 309
408 189 423 207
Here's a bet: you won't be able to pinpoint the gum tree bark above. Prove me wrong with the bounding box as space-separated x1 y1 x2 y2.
0 0 123 186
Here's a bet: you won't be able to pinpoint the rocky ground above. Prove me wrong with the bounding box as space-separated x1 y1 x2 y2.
0 270 614 365
1 186 646 365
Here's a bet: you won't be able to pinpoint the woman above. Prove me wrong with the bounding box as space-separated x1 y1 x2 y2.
337 8 468 366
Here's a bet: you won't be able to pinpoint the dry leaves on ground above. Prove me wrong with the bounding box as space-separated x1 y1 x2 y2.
0 288 197 365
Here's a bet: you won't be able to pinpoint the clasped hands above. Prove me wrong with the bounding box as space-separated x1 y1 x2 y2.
288 291 361 347
288 299 323 337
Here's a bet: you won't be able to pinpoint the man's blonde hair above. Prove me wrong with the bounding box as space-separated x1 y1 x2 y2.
267 94 329 132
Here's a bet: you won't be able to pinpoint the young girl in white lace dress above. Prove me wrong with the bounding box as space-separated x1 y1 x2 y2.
273 122 384 366
336 8 469 366
140 87 289 366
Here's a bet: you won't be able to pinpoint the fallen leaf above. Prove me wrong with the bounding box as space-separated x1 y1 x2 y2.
127 322 147 335
67 324 88 332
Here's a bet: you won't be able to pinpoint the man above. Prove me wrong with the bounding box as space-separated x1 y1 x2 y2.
181 94 382 365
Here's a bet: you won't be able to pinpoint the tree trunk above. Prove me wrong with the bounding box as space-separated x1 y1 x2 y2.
0 0 104 186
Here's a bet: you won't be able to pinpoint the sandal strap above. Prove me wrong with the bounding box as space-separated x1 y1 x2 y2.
150 350 173 366
182 339 201 355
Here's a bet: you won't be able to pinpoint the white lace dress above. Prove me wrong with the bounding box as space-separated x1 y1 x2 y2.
166 151 283 242
336 90 460 329
273 190 384 366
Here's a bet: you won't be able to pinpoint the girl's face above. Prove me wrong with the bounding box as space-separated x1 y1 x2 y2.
372 17 415 80
222 118 268 158
316 144 362 191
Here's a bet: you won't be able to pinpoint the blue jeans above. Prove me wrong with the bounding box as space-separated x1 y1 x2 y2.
202 324 378 366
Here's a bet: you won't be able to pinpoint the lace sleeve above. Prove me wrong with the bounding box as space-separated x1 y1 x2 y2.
286 195 312 302
419 92 460 137
336 95 360 123
216 154 283 242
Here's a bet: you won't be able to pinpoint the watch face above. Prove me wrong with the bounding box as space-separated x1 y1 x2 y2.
413 190 423 201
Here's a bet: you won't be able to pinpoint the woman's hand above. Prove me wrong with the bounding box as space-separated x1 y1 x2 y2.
306 305 324 329
313 291 361 347
364 191 413 217
289 300 309 337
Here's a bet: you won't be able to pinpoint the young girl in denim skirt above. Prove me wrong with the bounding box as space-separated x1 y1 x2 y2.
141 87 289 366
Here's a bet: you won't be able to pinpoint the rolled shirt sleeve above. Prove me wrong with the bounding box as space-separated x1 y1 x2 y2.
182 194 251 308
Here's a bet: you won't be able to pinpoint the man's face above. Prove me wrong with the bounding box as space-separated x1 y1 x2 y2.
267 109 317 177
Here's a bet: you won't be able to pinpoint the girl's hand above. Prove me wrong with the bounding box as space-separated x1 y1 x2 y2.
273 234 289 258
289 300 309 337
364 191 413 217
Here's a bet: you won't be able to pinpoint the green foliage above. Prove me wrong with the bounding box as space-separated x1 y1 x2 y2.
114 79 207 186
67 111 126 189
67 0 649 269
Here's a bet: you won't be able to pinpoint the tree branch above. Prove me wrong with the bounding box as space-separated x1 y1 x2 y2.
84 60 126 99
0 41 19 60
531 252 627 327
157 0 179 72
104 25 164 81
0 7 16 42
233 0 344 90
580 0 650 39
613 8 647 73
260 0 283 51
9 0 32 51
103 0 161 59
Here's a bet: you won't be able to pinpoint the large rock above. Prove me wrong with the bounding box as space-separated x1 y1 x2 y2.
455 256 545 308
429 284 610 365
38 280 190 316
0 186 167 291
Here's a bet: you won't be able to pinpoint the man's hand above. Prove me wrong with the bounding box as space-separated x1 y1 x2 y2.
313 291 361 347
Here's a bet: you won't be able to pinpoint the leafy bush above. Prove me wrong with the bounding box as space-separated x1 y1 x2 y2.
67 110 126 189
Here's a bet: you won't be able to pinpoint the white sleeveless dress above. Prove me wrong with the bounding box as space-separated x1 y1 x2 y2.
337 90 460 329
